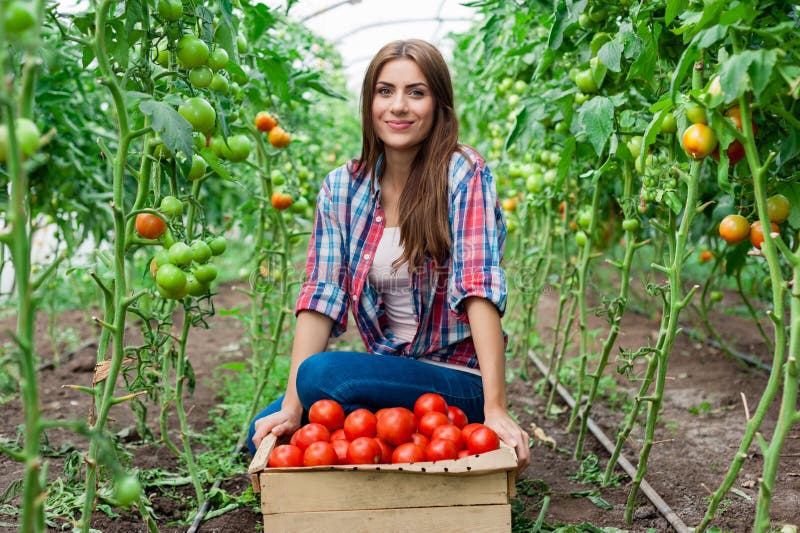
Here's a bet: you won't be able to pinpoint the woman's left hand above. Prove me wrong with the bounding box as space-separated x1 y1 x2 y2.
483 409 530 474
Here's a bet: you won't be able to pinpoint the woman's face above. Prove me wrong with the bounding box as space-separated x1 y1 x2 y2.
371 58 435 154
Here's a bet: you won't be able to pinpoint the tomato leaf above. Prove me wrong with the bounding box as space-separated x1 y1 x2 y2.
597 41 622 73
665 0 688 25
720 49 780 102
577 96 614 156
139 100 193 159
547 0 587 50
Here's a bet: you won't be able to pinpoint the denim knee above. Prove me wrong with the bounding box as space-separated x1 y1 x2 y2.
296 352 339 408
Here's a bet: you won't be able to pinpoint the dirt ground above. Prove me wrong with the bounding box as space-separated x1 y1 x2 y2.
0 278 798 532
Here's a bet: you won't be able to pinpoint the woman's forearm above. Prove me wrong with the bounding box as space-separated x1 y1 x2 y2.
281 310 335 412
463 296 508 415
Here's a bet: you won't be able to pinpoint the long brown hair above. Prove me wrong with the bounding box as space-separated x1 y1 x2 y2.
358 39 460 268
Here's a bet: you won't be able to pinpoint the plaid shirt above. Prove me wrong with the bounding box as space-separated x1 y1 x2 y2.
295 146 507 369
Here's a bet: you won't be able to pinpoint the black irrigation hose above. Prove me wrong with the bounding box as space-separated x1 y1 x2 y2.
527 351 690 533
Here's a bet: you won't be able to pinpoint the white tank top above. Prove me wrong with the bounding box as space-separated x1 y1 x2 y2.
368 227 418 342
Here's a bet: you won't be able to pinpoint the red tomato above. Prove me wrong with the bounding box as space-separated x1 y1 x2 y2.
447 406 469 429
410 433 429 449
457 449 472 459
461 423 483 442
346 437 381 465
431 424 465 451
391 443 426 464
303 441 338 466
330 428 347 441
418 411 450 438
414 393 448 420
376 407 418 446
466 426 500 454
135 213 166 240
268 444 303 468
374 408 390 420
750 220 779 250
343 408 378 440
294 423 330 451
289 430 299 447
425 439 458 461
309 399 345 432
331 439 349 463
375 438 395 463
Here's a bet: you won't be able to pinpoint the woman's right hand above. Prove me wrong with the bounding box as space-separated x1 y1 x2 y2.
251 405 303 452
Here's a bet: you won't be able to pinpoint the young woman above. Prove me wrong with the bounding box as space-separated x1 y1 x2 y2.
249 39 530 470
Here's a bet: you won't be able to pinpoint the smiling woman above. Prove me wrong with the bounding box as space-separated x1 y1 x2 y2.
249 39 530 472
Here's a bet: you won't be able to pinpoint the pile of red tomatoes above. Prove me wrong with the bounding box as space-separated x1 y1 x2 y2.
267 393 501 468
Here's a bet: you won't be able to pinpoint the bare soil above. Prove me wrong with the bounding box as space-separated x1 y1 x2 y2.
0 279 798 532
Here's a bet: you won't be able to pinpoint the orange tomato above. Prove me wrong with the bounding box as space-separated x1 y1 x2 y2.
501 197 518 212
750 220 779 250
682 123 718 160
718 214 750 244
255 111 277 132
271 191 293 211
269 126 291 148
135 213 166 240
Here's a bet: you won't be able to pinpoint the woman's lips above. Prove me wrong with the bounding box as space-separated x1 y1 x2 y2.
386 120 413 131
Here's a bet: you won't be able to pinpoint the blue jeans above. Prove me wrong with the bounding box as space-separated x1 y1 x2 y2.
247 351 485 455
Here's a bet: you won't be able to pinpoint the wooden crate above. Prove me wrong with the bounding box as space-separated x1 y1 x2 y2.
247 433 518 532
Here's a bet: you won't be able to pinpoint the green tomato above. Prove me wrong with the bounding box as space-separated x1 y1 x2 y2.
156 263 187 291
168 242 193 266
208 236 227 256
271 170 286 187
177 35 209 68
578 13 592 28
114 475 142 508
4 1 35 34
219 134 251 162
574 92 590 105
0 119 40 162
575 70 598 93
190 240 212 263
621 218 640 232
189 66 213 88
627 136 643 159
210 136 224 157
157 0 183 21
710 290 724 302
178 97 216 134
187 154 206 181
236 34 248 54
185 274 209 297
686 104 708 124
578 210 592 229
526 174 543 193
208 48 229 71
660 112 677 134
193 263 218 283
160 195 183 218
575 230 588 247
155 47 169 68
153 249 171 267
543 168 557 186
291 196 309 214
158 282 189 300
209 73 229 94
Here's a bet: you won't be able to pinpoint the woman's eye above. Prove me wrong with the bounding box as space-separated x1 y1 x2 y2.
377 87 391 95
409 90 424 97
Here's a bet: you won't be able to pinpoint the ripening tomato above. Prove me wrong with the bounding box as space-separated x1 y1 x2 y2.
466 426 500 454
135 213 166 240
346 437 381 465
271 191 293 211
293 423 330 451
268 126 291 148
425 439 459 461
699 250 713 263
431 424 465 451
343 408 377 440
718 214 750 245
750 220 779 250
447 406 468 429
682 123 718 159
413 393 448 420
766 194 791 224
375 438 395 463
255 112 278 132
392 442 426 464
309 399 345 432
303 441 338 466
331 439 349 463
410 432 429 449
418 411 450 438
268 444 304 468
376 407 418 446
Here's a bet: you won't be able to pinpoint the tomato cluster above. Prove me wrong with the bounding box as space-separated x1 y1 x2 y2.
718 194 790 251
267 393 501 468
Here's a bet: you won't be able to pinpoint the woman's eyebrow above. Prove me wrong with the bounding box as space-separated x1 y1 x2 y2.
375 81 430 89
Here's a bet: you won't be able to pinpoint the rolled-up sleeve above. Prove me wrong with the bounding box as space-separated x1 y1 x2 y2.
295 175 349 336
448 163 507 321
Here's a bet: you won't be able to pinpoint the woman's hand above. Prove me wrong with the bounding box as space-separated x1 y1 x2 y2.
483 408 530 474
251 405 303 452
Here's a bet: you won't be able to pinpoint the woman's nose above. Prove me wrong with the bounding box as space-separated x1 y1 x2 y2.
390 94 408 114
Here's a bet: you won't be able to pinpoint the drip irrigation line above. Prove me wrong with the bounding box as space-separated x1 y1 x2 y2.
527 351 690 533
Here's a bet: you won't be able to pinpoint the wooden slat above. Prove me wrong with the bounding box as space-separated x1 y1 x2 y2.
261 470 509 515
262 504 511 533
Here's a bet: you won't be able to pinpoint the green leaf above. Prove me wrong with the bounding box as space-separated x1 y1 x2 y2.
597 41 622 73
587 494 614 510
548 0 588 50
506 106 529 149
199 147 231 181
665 0 688 24
259 58 290 102
578 96 614 156
125 0 147 39
138 100 193 159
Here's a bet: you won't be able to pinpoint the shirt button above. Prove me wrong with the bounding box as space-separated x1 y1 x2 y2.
352 294 358 301
376 216 382 222
364 253 371 260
